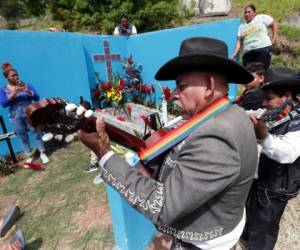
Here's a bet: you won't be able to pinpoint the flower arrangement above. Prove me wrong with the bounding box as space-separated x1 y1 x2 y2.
162 86 172 101
160 85 179 116
92 55 156 109
122 54 142 86
122 55 156 107
127 81 155 107
91 55 183 131
93 73 127 109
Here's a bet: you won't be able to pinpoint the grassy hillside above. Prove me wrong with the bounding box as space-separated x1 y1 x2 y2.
233 0 300 20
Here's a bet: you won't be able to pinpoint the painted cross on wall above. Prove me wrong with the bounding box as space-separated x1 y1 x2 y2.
93 40 121 82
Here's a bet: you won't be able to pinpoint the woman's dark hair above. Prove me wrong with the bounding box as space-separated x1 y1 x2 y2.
245 4 256 12
3 68 17 79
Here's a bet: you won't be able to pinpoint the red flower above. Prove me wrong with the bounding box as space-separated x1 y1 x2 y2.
120 79 125 86
102 82 112 90
151 84 155 92
23 162 45 170
118 79 125 90
93 88 100 98
140 115 152 127
127 55 133 65
127 105 132 116
163 87 172 101
146 86 152 94
141 83 147 93
101 82 108 90
135 82 140 90
117 115 125 121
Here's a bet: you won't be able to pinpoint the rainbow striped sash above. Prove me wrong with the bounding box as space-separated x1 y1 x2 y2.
139 97 232 164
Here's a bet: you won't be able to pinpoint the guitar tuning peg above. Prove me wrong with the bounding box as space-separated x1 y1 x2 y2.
65 103 78 113
84 110 94 118
54 134 63 141
42 133 54 142
76 106 86 116
65 134 75 144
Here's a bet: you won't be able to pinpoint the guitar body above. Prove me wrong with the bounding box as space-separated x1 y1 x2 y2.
26 98 68 127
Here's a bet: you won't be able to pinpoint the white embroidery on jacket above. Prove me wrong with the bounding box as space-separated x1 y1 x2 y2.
177 140 186 151
101 166 164 214
165 156 178 168
158 225 224 242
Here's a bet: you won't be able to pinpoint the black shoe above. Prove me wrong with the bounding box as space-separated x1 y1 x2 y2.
84 164 98 173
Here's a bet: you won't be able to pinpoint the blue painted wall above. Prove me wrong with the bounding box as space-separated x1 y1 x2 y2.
0 18 240 250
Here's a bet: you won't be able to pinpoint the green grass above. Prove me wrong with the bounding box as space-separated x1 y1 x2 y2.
272 54 300 71
233 0 300 21
0 142 114 249
279 24 300 41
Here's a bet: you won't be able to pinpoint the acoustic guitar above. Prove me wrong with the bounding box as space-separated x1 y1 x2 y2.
26 98 180 177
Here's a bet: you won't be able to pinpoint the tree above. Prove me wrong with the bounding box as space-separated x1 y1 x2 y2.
48 0 75 31
48 0 194 34
0 0 25 29
22 0 47 16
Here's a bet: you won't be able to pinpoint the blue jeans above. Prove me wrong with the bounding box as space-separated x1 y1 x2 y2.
9 107 45 155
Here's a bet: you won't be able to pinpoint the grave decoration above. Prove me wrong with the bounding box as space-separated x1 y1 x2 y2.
161 85 179 116
92 55 161 137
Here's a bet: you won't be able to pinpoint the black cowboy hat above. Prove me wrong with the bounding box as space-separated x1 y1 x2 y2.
261 67 300 91
155 37 253 84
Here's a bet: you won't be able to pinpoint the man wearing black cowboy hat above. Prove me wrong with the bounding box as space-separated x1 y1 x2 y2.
244 66 300 250
78 37 258 249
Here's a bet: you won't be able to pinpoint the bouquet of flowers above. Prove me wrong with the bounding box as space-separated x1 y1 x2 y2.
122 55 155 107
161 85 179 116
122 54 142 85
93 73 127 111
92 56 159 130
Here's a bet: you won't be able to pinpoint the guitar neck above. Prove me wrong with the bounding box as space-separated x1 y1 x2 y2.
89 111 147 152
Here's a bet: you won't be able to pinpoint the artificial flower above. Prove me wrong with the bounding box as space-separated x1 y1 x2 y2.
163 87 172 101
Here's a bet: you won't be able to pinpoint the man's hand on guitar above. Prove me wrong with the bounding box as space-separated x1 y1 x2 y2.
78 115 111 158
